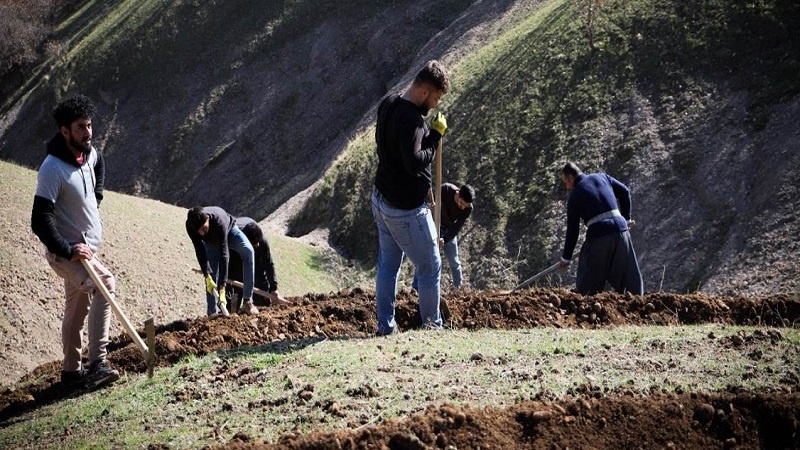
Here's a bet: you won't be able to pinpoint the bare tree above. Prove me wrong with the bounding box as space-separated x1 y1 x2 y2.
578 0 606 51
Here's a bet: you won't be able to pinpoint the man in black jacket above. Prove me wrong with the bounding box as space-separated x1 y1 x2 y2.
186 206 258 316
415 182 474 290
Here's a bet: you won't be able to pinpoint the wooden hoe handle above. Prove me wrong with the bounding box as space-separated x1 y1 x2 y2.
80 258 153 368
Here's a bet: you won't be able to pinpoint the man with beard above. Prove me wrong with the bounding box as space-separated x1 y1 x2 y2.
371 60 450 336
31 94 120 390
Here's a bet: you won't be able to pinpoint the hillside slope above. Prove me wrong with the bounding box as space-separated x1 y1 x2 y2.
0 160 344 387
1 0 799 297
0 0 523 220
290 0 800 295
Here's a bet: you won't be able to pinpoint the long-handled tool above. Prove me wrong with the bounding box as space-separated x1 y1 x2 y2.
433 137 453 317
80 259 155 378
511 262 563 292
191 269 291 306
227 279 291 305
434 137 443 238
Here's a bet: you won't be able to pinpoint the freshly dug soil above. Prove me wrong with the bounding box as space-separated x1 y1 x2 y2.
1 288 798 449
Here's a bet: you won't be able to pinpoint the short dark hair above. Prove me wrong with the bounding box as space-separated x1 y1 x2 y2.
459 184 475 204
414 60 450 94
186 207 208 232
53 94 95 128
562 162 582 178
240 221 264 246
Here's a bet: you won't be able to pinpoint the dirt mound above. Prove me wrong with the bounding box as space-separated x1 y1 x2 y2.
2 288 798 425
210 392 800 450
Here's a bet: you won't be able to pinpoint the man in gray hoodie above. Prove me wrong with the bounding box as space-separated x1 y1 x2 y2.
31 94 120 390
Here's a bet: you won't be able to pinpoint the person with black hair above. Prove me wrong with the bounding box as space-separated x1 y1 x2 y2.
186 206 258 316
227 217 285 306
558 162 643 295
31 94 119 390
372 60 450 336
415 182 474 290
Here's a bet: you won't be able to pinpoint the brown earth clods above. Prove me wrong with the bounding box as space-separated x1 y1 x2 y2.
2 288 799 449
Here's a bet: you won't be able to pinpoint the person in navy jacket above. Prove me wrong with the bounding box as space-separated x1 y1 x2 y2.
558 162 643 295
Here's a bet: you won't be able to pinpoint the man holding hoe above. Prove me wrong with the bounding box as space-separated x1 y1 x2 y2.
186 206 259 316
31 94 120 389
558 162 643 295
371 60 450 336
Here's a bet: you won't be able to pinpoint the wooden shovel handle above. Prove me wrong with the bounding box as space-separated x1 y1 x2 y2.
80 258 151 361
434 137 443 239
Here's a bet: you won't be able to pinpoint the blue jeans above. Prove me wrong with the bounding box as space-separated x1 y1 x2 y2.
204 226 255 315
413 235 462 289
372 189 441 334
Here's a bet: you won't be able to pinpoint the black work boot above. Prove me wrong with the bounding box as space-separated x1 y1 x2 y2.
85 359 120 389
61 369 87 389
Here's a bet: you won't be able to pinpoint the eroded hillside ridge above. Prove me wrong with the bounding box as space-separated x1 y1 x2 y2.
287 0 800 296
0 0 523 219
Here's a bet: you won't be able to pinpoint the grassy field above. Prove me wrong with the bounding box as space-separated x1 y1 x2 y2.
1 324 797 448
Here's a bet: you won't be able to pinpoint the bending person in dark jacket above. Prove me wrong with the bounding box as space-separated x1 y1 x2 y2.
414 182 474 290
31 94 119 390
558 162 643 295
228 217 286 306
186 206 258 316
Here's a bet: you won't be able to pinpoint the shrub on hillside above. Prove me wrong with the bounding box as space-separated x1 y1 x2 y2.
0 0 76 79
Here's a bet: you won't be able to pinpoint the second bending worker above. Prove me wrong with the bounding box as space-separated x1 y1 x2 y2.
228 217 286 307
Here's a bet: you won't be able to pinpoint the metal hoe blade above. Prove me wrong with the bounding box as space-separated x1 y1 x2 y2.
511 262 562 293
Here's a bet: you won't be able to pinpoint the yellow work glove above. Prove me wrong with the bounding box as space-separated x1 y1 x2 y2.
204 274 216 294
218 288 227 307
431 112 447 136
217 287 230 317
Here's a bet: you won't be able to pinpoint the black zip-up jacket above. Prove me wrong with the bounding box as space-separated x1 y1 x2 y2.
186 206 235 284
374 94 442 209
31 133 105 258
440 183 472 243
229 217 279 292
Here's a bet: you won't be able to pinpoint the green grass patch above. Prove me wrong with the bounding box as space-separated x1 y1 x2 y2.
2 324 797 448
266 233 340 296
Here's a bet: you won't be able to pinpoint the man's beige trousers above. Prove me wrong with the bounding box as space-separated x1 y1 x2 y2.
46 253 115 372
